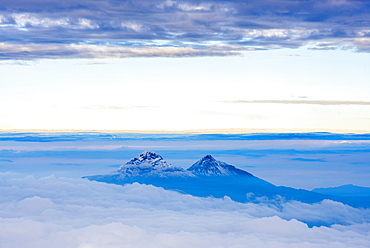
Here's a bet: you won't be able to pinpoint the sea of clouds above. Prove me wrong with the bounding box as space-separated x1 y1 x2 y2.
1 172 369 248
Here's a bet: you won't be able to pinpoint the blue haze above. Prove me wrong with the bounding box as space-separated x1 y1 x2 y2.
0 132 369 189
0 132 370 245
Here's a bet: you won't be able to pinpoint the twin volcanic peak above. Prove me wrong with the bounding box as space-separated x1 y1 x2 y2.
84 151 370 209
187 154 253 177
116 151 253 177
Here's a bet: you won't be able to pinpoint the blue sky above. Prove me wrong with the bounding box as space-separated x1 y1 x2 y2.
2 3 370 246
1 0 370 131
1 3 370 245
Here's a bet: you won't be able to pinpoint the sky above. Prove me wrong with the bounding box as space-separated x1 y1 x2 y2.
1 0 370 132
1 2 370 246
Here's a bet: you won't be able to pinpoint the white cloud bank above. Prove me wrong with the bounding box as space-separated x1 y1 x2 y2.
0 173 369 248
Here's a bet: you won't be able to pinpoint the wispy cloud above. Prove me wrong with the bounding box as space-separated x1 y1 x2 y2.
292 158 326 162
0 42 247 59
0 159 13 162
194 110 265 120
81 105 157 110
222 100 370 106
1 0 370 59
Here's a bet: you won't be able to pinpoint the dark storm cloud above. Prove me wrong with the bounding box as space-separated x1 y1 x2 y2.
0 0 370 59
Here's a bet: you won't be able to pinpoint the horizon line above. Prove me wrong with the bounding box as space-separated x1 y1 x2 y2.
1 128 369 134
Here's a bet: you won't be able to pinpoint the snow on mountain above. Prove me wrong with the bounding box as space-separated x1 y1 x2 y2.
187 155 254 177
115 152 253 178
103 152 256 178
116 151 185 177
84 152 370 209
119 151 173 171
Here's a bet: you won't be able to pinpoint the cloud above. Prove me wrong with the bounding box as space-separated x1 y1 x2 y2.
0 174 369 247
0 0 370 59
0 159 13 162
81 105 157 110
16 196 56 215
50 163 82 166
0 42 247 59
194 110 265 120
292 158 326 162
222 100 370 106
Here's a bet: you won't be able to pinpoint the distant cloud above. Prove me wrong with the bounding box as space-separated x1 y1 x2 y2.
0 43 247 59
194 110 265 120
81 105 157 110
222 100 370 106
1 0 370 59
50 163 81 166
292 158 326 162
79 61 109 66
278 54 300 57
0 159 13 162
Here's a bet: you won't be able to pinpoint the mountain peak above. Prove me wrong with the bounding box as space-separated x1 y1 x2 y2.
112 152 253 178
201 155 215 161
188 155 253 177
118 151 175 172
138 151 163 161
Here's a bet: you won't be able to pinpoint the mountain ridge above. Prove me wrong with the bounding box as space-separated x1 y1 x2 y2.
84 151 370 209
109 151 253 178
188 154 254 177
312 184 370 197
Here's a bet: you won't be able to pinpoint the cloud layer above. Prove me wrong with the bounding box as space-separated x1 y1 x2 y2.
1 0 370 59
1 173 370 247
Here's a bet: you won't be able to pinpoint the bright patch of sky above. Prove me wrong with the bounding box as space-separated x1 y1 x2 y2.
1 0 370 131
1 48 369 131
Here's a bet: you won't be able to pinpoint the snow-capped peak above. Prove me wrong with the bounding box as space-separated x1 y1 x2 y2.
187 155 253 177
119 151 174 171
